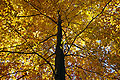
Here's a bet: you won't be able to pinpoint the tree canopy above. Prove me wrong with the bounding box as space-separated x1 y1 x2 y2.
0 0 120 80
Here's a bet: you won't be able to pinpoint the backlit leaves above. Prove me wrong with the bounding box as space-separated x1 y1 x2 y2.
0 0 120 79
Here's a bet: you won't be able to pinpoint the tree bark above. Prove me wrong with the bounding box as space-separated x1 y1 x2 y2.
55 11 65 80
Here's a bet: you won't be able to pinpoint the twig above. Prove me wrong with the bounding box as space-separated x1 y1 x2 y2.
17 73 27 80
17 14 41 17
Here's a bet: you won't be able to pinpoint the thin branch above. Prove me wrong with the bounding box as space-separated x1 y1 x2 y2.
62 0 73 22
99 58 118 73
66 0 112 54
39 63 48 67
69 22 82 26
63 1 84 22
66 3 80 17
7 22 27 42
88 51 119 73
7 17 56 78
76 65 102 75
17 14 41 17
66 0 73 12
17 73 27 80
46 53 55 59
76 65 119 79
72 44 84 50
66 65 119 79
7 21 56 48
7 21 57 48
0 69 29 78
65 71 72 80
65 54 85 58
0 50 55 76
24 0 57 24
68 11 82 23
0 42 26 50
39 34 57 43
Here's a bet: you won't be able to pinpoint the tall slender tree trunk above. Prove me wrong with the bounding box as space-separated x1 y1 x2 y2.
55 11 65 80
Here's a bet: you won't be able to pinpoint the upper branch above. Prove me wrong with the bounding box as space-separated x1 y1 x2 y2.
24 0 57 24
66 0 112 54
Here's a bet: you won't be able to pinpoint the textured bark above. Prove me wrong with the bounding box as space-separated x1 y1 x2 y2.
55 11 65 80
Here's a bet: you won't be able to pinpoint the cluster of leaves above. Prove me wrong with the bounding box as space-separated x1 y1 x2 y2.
0 0 120 79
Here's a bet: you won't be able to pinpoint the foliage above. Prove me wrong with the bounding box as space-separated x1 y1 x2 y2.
0 0 120 79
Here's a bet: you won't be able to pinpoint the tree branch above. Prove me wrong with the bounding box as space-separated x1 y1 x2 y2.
65 54 85 58
0 42 25 51
17 73 27 80
6 16 56 78
38 34 57 43
65 71 72 80
66 0 112 54
0 50 55 76
0 69 29 78
72 44 84 50
66 65 119 79
46 53 55 59
76 65 119 79
7 22 27 42
24 0 57 24
17 14 41 17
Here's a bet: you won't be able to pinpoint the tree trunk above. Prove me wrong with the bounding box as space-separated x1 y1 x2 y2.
55 11 65 80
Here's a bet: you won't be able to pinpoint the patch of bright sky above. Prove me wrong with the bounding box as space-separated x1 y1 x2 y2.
68 61 72 65
104 63 115 73
49 49 54 53
96 40 101 43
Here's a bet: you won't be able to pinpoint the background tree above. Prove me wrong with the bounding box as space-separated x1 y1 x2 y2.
0 0 120 80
